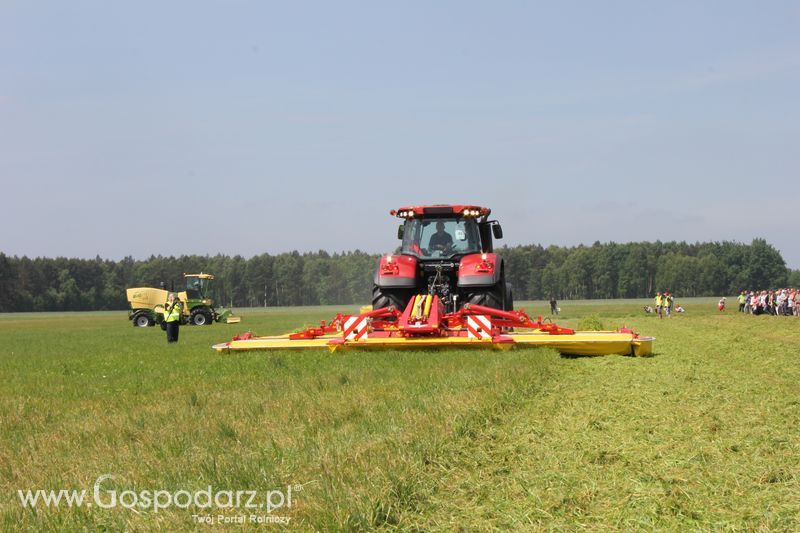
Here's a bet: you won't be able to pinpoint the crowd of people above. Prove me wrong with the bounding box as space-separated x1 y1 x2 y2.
646 291 684 318
736 289 800 316
643 289 799 317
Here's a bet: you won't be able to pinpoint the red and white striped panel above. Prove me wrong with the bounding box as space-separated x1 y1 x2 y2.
343 316 369 341
466 315 492 339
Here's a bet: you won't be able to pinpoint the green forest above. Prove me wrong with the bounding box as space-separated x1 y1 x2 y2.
1 239 797 312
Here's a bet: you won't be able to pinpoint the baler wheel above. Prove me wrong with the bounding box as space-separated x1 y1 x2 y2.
133 313 152 328
133 313 153 327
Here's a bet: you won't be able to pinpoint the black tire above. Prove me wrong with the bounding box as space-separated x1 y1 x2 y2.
466 284 504 310
190 309 212 326
504 283 514 311
372 286 412 313
466 268 508 311
133 313 153 327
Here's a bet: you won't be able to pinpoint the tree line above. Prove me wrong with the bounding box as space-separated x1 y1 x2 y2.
1 239 797 312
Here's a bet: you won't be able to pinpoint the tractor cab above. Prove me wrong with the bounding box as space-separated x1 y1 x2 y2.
184 273 214 302
394 205 502 261
400 217 481 259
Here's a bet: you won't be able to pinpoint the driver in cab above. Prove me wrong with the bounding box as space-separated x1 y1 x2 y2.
428 221 453 253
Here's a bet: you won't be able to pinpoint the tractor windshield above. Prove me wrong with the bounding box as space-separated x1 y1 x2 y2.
185 277 210 299
401 218 482 259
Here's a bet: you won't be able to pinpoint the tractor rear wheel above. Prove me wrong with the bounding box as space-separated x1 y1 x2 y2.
466 272 509 311
466 284 504 310
133 313 153 327
504 283 514 311
372 286 412 313
190 309 212 326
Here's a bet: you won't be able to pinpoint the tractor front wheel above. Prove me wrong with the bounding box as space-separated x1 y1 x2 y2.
190 309 212 326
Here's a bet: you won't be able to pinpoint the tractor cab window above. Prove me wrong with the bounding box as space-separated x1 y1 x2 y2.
185 277 207 299
401 218 481 259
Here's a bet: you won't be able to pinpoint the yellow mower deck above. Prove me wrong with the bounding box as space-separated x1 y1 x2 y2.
212 296 653 357
508 331 654 356
213 329 653 356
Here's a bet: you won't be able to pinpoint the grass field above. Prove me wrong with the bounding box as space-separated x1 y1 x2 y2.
1 299 799 530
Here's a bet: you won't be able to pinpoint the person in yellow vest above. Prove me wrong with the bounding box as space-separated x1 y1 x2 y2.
654 291 663 319
664 291 673 318
164 293 183 343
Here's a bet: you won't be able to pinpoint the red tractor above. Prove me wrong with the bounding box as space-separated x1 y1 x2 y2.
372 205 513 314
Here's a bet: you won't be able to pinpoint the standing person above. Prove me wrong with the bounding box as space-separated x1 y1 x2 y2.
738 291 746 312
163 293 183 343
549 296 559 315
654 291 663 319
758 291 767 315
664 291 674 318
718 296 726 312
777 290 787 316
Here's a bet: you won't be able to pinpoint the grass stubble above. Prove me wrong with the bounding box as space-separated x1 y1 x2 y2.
0 299 798 530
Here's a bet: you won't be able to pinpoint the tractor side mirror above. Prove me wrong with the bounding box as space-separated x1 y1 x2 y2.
397 224 405 240
492 223 503 239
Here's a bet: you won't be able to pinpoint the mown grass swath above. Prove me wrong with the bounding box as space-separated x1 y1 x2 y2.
1 299 798 529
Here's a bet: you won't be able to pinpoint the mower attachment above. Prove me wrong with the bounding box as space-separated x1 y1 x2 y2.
212 295 653 357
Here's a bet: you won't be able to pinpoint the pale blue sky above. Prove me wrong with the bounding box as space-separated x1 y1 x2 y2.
2 2 799 266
